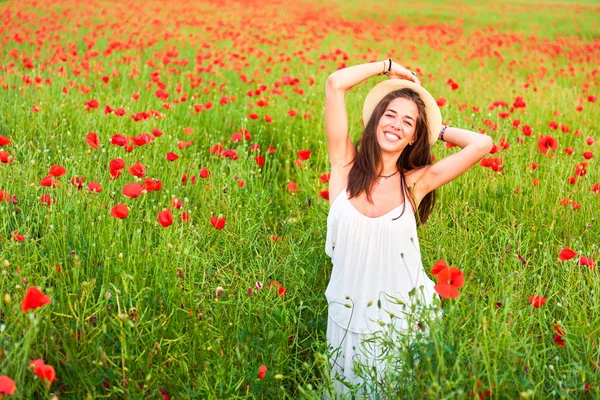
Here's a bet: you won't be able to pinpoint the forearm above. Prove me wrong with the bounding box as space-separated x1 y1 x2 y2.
326 61 387 91
440 126 493 152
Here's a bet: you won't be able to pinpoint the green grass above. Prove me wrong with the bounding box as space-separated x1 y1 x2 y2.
0 0 599 398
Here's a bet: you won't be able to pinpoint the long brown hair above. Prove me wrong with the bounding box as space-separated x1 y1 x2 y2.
347 88 436 224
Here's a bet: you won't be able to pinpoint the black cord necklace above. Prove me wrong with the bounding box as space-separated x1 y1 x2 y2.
376 169 399 185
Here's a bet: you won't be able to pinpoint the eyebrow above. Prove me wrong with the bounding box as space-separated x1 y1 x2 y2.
385 109 415 122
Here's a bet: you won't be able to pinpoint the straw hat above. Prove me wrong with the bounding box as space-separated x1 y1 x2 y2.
362 79 442 146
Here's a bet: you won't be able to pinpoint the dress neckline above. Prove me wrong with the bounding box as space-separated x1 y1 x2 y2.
344 189 404 220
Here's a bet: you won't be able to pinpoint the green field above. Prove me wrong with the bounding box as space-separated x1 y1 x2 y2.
0 0 599 398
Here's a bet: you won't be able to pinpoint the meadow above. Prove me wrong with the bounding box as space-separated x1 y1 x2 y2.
0 0 599 398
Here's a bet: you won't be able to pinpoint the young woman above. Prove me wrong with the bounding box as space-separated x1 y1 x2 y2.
324 60 493 396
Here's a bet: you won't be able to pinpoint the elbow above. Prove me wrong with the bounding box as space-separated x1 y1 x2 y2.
326 73 342 91
479 135 494 155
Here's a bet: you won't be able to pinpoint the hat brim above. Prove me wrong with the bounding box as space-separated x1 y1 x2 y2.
363 79 442 147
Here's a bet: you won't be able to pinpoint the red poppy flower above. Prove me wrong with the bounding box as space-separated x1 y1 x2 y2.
122 182 142 198
109 158 125 171
564 147 574 155
521 125 532 136
436 97 447 107
255 155 264 168
553 324 566 336
84 99 99 111
575 162 587 177
158 209 173 228
267 145 277 153
29 359 58 388
21 287 51 312
0 150 14 163
210 216 226 230
297 149 311 161
182 212 189 222
529 295 547 307
70 176 85 190
13 232 25 242
222 150 238 160
48 164 66 177
0 375 16 395
583 151 593 159
110 204 128 219
430 259 448 275
86 132 100 149
166 152 178 161
110 169 122 180
436 266 465 288
433 283 459 298
199 168 211 178
87 181 102 192
558 247 577 261
210 144 223 156
258 365 267 380
553 334 565 347
579 256 596 269
286 182 297 192
431 260 464 298
585 137 594 145
40 194 53 205
171 197 182 209
178 140 194 150
0 136 10 146
129 162 146 177
40 175 59 188
0 189 11 202
111 134 128 146
320 173 331 183
537 135 557 155
319 190 329 200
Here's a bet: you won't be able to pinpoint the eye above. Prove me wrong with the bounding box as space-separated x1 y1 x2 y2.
385 114 394 118
404 121 413 127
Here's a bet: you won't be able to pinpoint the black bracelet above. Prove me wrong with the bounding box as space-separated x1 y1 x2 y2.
440 125 449 142
383 58 392 75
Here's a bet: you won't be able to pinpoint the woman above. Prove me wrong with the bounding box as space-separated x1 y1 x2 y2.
324 60 493 396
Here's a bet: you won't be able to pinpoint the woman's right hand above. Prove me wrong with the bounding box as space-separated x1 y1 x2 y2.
387 61 420 85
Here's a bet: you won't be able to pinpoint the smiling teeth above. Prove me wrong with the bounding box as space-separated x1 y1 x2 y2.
385 133 399 142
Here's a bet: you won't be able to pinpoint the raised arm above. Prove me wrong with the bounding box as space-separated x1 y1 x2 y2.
416 127 493 198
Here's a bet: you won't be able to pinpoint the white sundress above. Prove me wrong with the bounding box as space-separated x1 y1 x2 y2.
324 188 438 398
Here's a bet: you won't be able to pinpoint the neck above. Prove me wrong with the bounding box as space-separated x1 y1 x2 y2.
378 152 401 176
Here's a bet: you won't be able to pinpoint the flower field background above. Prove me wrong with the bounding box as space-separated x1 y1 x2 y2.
0 0 599 397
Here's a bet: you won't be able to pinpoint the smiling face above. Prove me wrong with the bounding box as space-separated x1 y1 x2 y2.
376 97 419 155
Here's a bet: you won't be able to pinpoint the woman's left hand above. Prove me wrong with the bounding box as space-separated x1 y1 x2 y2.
387 61 420 85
